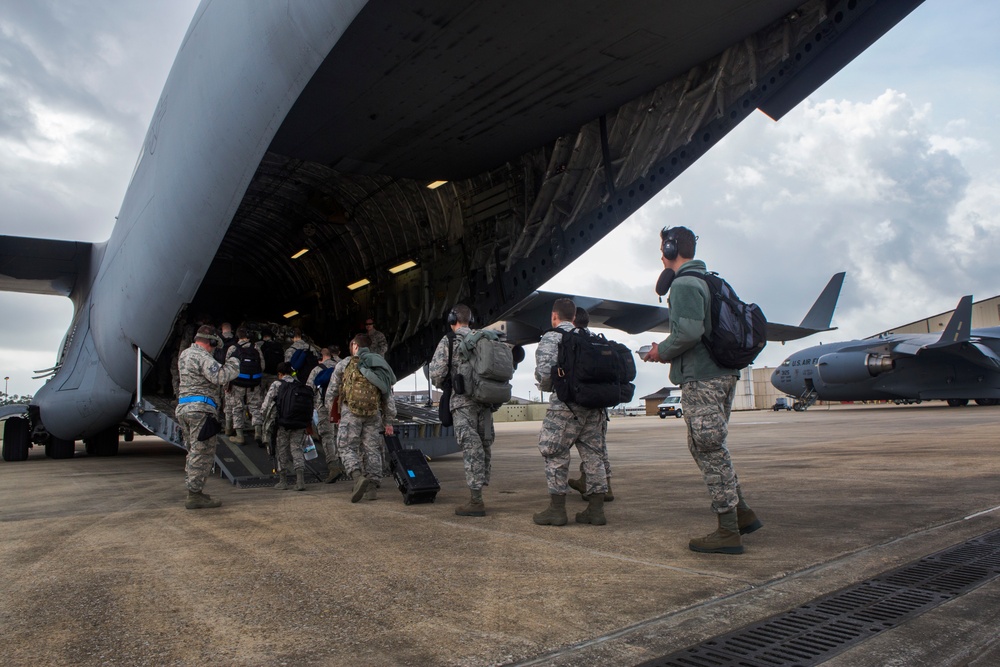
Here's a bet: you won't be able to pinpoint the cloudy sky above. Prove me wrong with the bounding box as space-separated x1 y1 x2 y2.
2 1 999 402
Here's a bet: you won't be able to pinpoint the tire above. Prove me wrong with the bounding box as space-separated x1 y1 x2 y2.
674 411 683 418
947 399 969 407
48 438 75 459
2 417 31 462
84 428 120 457
659 414 666 419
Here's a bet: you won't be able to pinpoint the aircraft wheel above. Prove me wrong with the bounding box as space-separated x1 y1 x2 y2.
84 428 120 456
47 438 75 459
2 417 31 461
974 399 998 406
946 399 969 407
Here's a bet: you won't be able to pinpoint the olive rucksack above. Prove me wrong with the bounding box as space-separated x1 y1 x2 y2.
677 270 767 369
342 357 381 417
455 330 514 405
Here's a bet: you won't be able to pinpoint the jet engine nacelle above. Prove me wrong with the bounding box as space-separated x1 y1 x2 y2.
816 352 894 385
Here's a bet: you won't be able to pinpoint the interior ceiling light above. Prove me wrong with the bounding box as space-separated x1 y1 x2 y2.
283 310 299 319
388 260 418 274
290 248 309 259
426 180 448 190
347 278 370 291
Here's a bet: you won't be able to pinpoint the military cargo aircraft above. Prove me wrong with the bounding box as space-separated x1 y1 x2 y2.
0 0 924 461
771 295 1000 408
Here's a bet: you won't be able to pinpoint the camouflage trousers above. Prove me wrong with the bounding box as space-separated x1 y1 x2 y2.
681 375 742 514
577 411 611 479
337 407 383 481
315 413 339 465
226 384 263 429
275 427 307 473
178 410 218 493
452 402 495 491
538 406 608 496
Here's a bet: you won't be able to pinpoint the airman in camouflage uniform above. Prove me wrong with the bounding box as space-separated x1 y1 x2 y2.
643 226 762 555
532 298 609 527
260 362 310 491
308 346 343 483
329 334 397 503
429 303 494 517
176 325 240 509
365 318 389 356
567 307 615 502
224 328 265 445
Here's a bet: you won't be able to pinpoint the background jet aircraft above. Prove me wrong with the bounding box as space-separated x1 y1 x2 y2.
771 295 1000 407
488 272 845 350
0 0 924 460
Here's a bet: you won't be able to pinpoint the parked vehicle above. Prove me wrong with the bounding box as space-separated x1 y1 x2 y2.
658 396 683 419
772 397 793 411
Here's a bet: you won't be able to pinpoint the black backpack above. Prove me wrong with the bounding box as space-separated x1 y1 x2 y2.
260 340 283 374
677 270 767 369
276 381 314 429
289 347 318 383
551 328 636 409
213 337 235 364
231 342 262 388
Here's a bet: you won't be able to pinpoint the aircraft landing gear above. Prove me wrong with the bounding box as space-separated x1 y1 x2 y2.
45 437 76 459
84 427 120 457
946 399 969 407
1 417 31 461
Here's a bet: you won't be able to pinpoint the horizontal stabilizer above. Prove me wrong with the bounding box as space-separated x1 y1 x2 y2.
0 235 93 297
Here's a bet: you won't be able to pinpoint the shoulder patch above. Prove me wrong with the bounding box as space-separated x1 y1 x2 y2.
210 363 220 374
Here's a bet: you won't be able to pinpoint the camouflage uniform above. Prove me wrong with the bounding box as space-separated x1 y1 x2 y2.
534 322 608 496
260 375 307 473
681 375 741 513
330 354 397 482
429 327 494 490
284 338 319 363
367 328 389 356
225 341 265 430
176 343 240 492
308 357 340 465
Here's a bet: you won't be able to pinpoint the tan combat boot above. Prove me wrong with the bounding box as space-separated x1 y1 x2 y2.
294 469 306 491
185 491 222 509
364 483 378 501
737 494 763 534
567 471 587 496
351 474 371 503
689 510 744 554
455 488 486 517
532 494 568 526
231 430 244 445
325 460 345 484
575 492 606 525
273 473 289 491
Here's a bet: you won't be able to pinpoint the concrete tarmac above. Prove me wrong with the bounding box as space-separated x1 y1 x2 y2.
1 403 999 666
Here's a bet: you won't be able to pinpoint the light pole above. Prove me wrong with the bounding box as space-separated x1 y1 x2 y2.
3 376 8 397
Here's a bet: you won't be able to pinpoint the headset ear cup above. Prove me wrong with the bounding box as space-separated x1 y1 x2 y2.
447 309 457 326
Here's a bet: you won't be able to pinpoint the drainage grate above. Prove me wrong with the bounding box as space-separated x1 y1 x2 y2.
637 529 1000 667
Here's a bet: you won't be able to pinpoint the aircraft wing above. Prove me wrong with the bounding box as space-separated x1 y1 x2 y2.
495 272 845 346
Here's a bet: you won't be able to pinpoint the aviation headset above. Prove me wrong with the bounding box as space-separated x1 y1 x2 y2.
660 226 680 261
447 306 475 327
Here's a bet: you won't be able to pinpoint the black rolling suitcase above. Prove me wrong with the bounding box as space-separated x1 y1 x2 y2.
384 434 440 505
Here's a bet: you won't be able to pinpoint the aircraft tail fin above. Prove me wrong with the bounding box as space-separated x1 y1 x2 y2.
927 295 973 348
765 272 845 343
798 272 845 331
0 235 94 298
